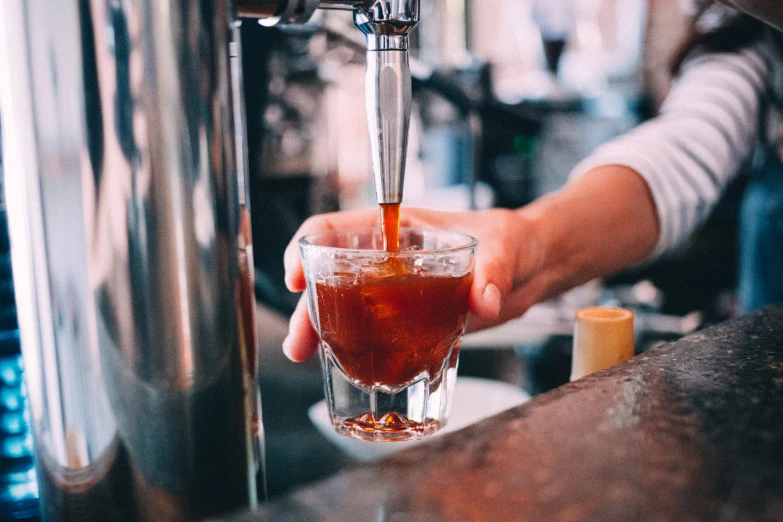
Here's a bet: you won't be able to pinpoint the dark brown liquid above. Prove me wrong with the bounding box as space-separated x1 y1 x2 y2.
316 267 472 391
380 203 401 252
341 410 437 437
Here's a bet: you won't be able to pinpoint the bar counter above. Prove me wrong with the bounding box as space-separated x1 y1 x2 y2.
233 305 783 521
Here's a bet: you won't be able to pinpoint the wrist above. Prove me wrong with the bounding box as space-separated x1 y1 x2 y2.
509 202 550 293
512 165 659 302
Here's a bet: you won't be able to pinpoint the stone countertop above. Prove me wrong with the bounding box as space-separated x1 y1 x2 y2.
234 306 783 521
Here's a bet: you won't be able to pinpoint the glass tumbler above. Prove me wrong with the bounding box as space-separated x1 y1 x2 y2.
300 228 477 442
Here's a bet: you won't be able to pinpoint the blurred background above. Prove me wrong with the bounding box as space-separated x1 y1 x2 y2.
0 0 751 515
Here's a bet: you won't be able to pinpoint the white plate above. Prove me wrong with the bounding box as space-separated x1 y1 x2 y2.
308 377 531 462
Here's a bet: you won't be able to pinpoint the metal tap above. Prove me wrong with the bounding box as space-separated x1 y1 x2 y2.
239 0 420 205
353 1 419 205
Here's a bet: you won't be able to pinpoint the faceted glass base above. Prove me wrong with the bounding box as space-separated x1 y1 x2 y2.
321 348 459 443
334 412 442 443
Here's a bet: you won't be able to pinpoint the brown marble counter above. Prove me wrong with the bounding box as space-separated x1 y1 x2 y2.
232 306 783 521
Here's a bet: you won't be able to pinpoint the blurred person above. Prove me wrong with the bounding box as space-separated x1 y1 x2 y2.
281 0 783 362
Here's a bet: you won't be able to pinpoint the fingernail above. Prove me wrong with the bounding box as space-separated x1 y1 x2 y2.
282 336 294 359
482 283 502 318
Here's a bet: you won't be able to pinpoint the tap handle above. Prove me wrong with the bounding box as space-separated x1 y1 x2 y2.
366 48 411 205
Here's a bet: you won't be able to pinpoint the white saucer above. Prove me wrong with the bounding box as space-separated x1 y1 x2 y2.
308 377 531 462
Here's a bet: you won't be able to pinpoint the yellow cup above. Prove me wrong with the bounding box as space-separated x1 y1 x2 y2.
570 307 634 381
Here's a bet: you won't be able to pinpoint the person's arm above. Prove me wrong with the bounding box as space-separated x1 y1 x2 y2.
281 167 658 360
468 165 659 329
465 40 775 327
571 42 772 257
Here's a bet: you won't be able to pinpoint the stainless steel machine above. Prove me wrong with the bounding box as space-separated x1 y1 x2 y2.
0 1 417 519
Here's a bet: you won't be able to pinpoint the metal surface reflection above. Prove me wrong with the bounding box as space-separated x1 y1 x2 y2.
1 1 260 519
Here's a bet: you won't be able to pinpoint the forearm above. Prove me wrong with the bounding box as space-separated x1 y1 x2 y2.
566 44 768 258
515 165 659 304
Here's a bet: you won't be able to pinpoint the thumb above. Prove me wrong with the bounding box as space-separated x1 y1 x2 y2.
469 257 514 322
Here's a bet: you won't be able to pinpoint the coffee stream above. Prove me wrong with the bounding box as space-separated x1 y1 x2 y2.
380 203 401 252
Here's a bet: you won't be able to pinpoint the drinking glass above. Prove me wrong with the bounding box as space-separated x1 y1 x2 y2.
300 228 477 442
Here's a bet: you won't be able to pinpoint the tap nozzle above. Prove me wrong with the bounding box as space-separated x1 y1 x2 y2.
353 1 419 205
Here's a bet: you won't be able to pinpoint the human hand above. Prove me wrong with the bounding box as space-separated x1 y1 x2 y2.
281 207 544 362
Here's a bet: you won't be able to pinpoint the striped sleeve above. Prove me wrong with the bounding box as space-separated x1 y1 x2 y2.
570 41 778 258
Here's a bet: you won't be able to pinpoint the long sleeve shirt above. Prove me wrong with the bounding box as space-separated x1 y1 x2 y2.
570 31 783 258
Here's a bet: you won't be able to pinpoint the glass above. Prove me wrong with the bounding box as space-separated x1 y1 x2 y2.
300 228 477 442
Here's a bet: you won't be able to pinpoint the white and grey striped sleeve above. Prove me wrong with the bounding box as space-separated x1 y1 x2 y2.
569 41 777 258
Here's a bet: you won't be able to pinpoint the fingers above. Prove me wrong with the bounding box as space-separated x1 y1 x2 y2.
469 282 502 322
283 209 379 293
466 208 543 325
282 295 320 362
469 250 515 322
466 267 557 332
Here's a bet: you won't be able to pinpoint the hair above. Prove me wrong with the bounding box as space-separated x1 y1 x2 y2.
671 3 775 74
